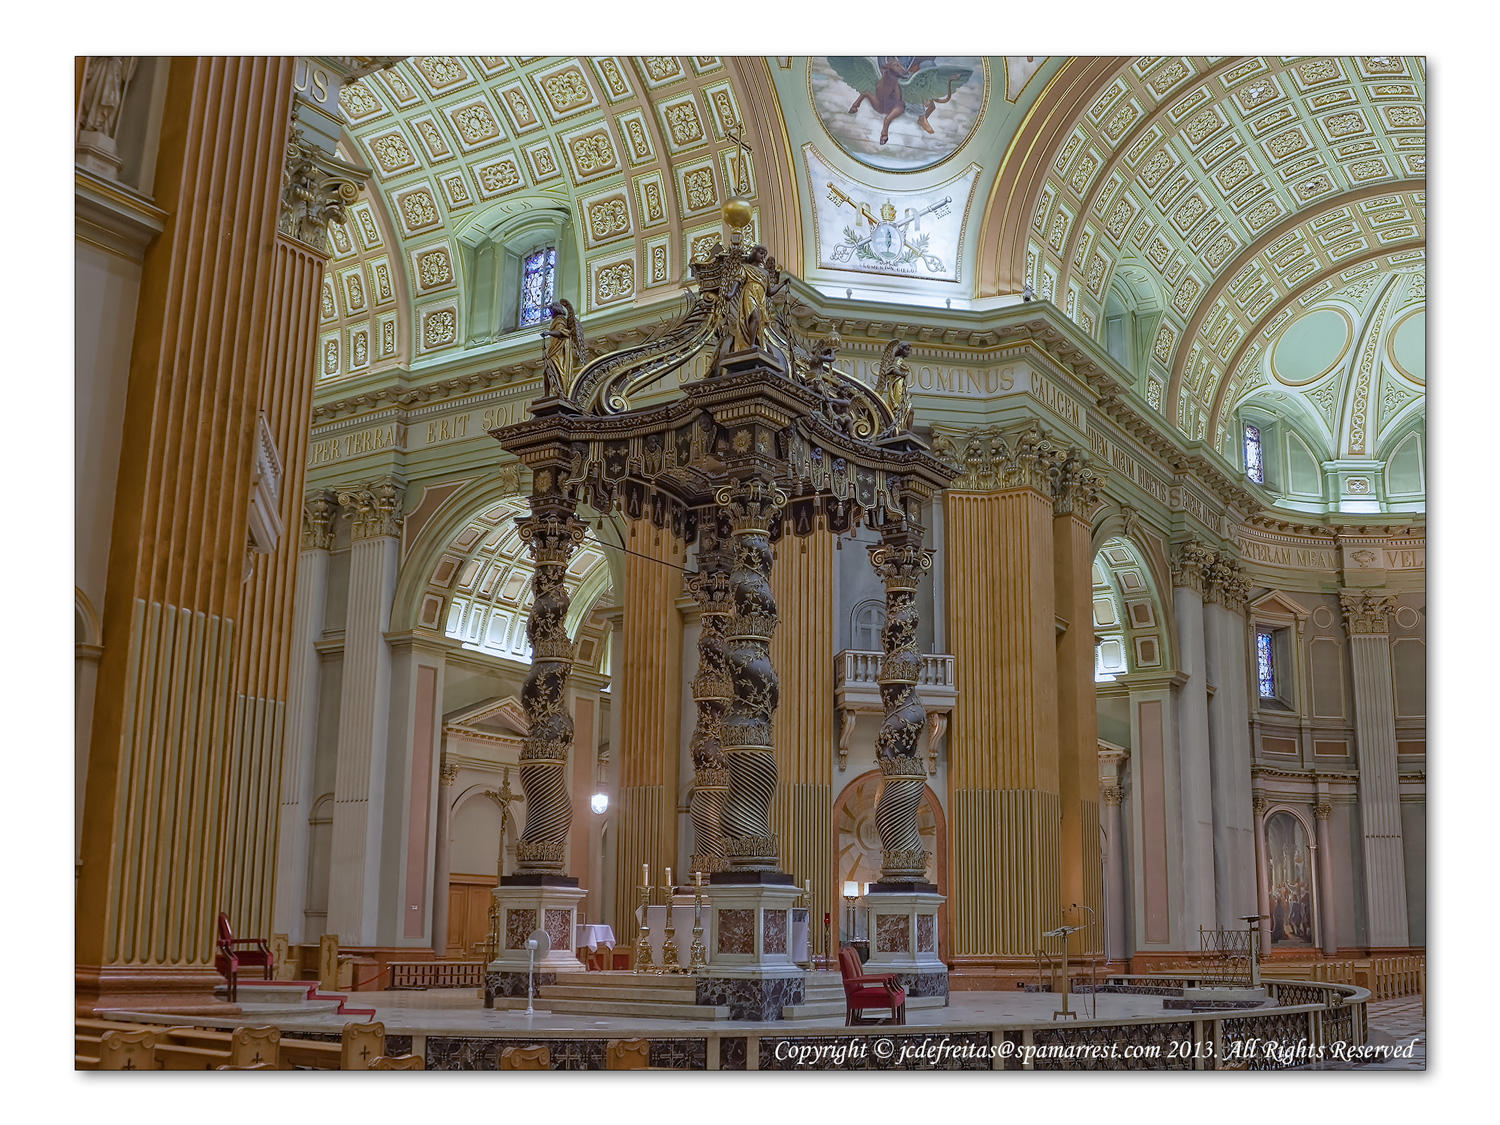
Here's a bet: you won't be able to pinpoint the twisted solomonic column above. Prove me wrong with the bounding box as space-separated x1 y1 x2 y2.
514 482 588 875
717 479 788 870
869 525 936 882
687 524 735 875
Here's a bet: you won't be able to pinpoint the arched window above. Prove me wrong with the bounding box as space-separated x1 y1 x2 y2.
1255 628 1277 697
1244 423 1265 484
851 600 885 650
457 204 576 347
518 245 558 327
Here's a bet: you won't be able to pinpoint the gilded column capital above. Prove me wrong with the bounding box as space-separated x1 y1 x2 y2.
931 422 1063 495
279 124 370 253
1339 589 1397 635
1252 791 1268 816
1170 540 1216 593
301 490 338 551
1052 449 1107 520
1314 803 1333 821
1101 784 1124 807
439 760 459 787
338 477 405 540
1204 551 1250 612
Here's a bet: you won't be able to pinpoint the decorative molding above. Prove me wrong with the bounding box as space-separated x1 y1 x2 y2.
338 477 406 540
302 490 339 551
280 124 371 253
1203 550 1251 611
1169 539 1216 593
1339 589 1397 635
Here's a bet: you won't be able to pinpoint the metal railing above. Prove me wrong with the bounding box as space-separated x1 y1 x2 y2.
1197 924 1256 988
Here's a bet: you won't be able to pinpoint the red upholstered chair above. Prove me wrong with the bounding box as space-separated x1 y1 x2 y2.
838 945 906 1026
215 911 274 1003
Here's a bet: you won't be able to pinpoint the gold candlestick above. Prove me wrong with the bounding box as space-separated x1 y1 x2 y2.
634 884 654 974
661 874 681 972
689 871 708 972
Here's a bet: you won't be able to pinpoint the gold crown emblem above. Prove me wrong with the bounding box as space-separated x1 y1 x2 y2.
879 200 897 222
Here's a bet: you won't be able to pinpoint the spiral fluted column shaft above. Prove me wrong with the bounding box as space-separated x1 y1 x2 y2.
870 528 934 882
515 487 587 875
688 525 734 874
717 481 785 870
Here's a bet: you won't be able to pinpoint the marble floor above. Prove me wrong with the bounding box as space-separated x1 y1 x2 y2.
1357 997 1427 1070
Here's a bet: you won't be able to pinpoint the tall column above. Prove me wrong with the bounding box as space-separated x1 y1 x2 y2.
326 478 403 946
273 491 337 943
75 57 302 1013
485 461 589 998
431 757 458 956
687 520 734 876
1053 453 1105 957
1170 540 1218 941
1098 743 1130 963
1341 590 1409 947
1314 802 1339 956
942 424 1061 974
611 519 686 940
702 473 804 1019
1101 781 1129 962
718 478 786 870
1251 793 1272 953
863 510 947 998
1203 553 1256 928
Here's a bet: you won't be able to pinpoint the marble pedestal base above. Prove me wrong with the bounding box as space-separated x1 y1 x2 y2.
483 879 586 1005
701 875 806 1019
863 886 949 1004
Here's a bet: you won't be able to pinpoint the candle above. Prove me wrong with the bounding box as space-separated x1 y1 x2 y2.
665 866 673 890
641 863 650 887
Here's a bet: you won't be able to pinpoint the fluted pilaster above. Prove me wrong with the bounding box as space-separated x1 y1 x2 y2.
273 491 337 941
767 527 836 931
945 465 1059 957
1340 590 1409 946
612 518 685 936
76 57 302 1008
326 479 404 942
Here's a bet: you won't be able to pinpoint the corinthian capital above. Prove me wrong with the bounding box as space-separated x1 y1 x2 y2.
1204 551 1250 612
931 422 1063 494
1053 449 1106 519
1170 540 1215 593
301 490 338 551
280 124 369 252
337 477 405 540
1339 589 1397 635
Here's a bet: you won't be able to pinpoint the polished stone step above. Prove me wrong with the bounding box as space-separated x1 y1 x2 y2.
542 982 703 1004
538 996 734 1021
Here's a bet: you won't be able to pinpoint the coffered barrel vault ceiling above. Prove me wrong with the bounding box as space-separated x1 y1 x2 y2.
318 55 1425 457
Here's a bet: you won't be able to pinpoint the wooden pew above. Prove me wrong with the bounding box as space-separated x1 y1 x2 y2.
369 1054 424 1070
606 1038 650 1070
157 1026 279 1070
499 1045 549 1070
339 1021 386 1070
74 1028 159 1071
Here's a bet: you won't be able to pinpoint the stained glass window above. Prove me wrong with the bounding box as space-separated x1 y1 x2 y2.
1244 423 1264 484
1256 629 1276 698
519 246 557 328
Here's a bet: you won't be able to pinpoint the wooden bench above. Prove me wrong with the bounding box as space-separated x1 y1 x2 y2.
75 1028 159 1071
369 1054 425 1070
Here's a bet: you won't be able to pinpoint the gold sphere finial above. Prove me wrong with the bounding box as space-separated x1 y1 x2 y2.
722 196 753 229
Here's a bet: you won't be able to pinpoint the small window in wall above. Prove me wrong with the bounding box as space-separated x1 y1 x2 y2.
519 246 558 328
1244 424 1265 484
852 601 885 650
1256 628 1277 698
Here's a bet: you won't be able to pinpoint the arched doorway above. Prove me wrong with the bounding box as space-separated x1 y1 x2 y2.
831 770 949 957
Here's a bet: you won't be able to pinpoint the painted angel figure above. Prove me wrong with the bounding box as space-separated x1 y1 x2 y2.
826 56 975 145
542 298 585 400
